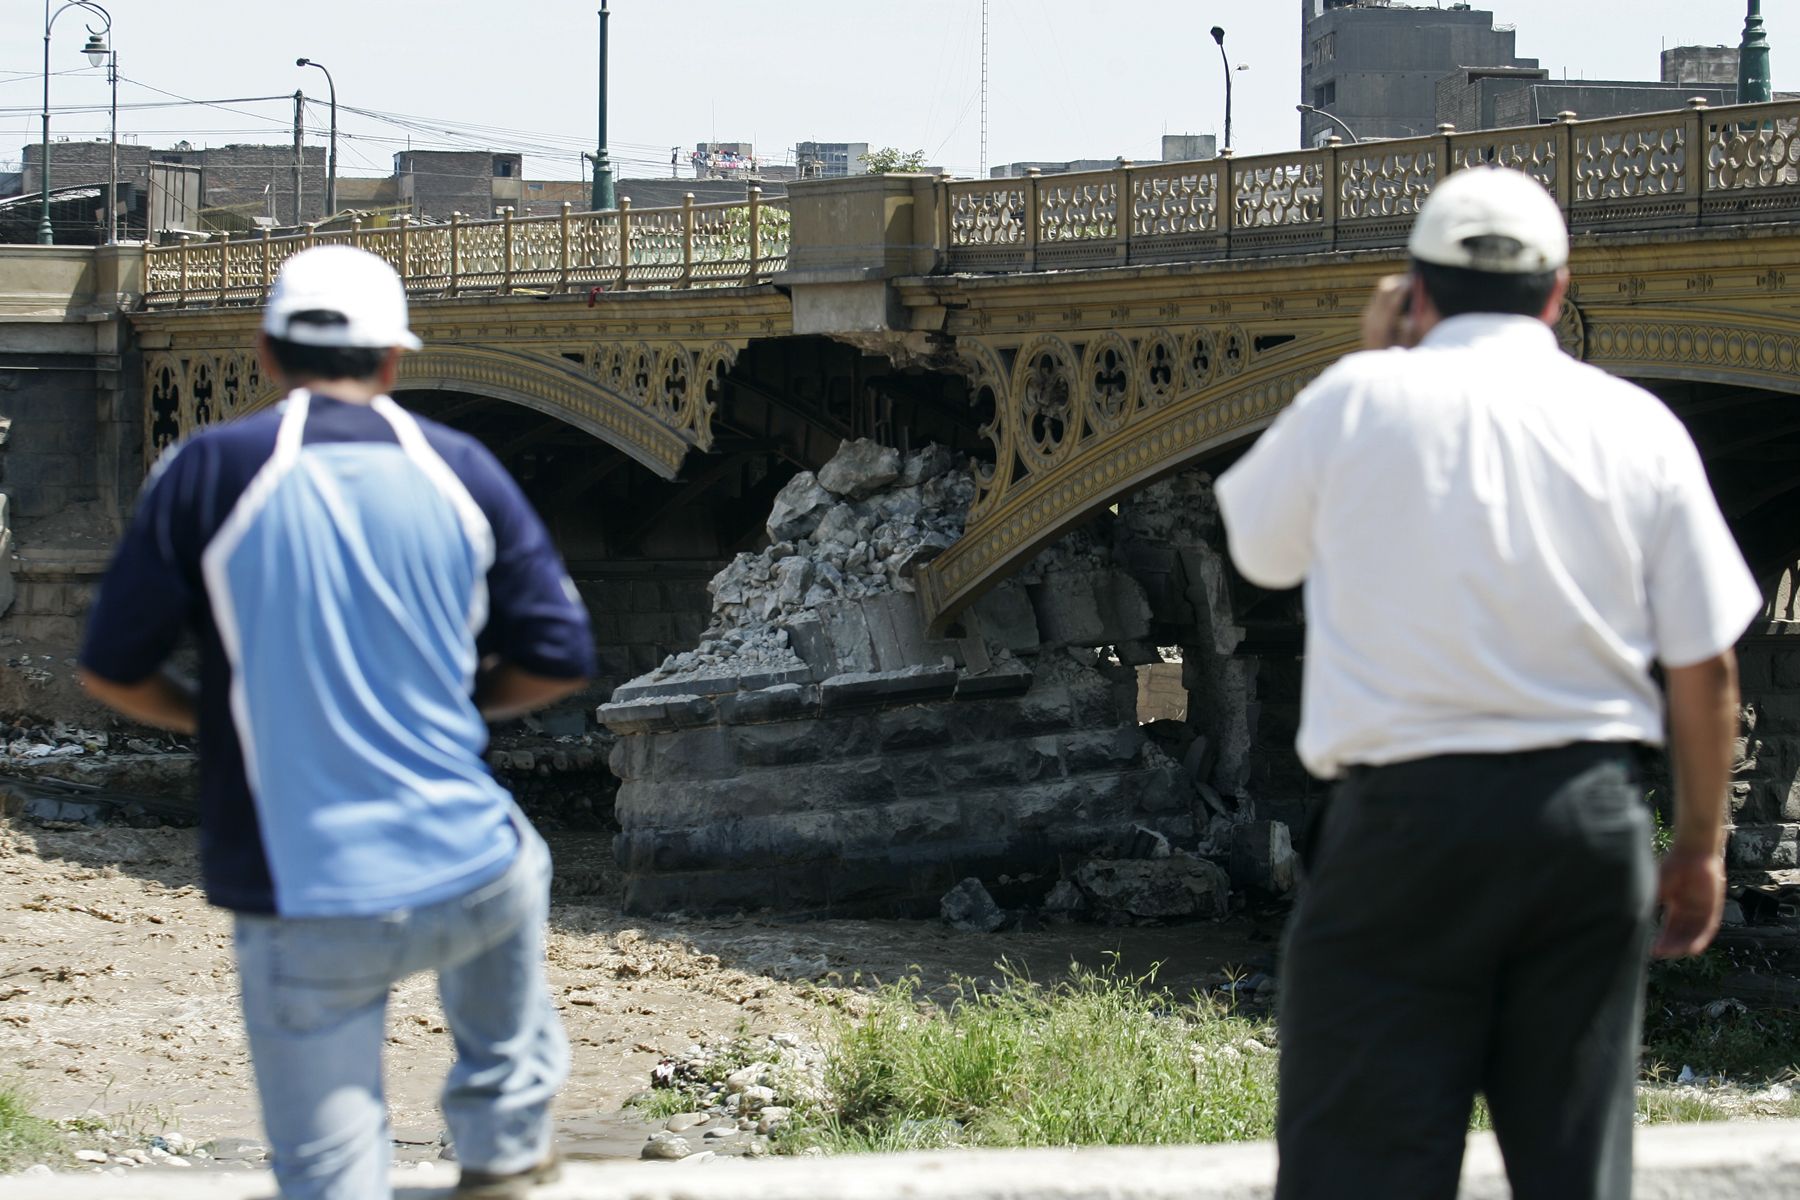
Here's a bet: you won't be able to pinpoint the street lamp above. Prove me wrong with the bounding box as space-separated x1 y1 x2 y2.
1298 103 1361 144
592 2 616 211
1741 0 1772 104
38 0 112 245
81 30 119 243
295 57 337 219
1210 26 1233 152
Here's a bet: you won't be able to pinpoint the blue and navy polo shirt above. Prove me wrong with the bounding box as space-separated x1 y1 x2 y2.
80 391 594 917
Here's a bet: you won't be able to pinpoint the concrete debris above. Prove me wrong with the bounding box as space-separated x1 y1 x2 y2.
940 876 1007 933
1229 820 1298 896
1042 879 1088 913
1127 824 1174 860
765 472 835 542
816 437 902 498
1071 854 1231 920
631 441 971 691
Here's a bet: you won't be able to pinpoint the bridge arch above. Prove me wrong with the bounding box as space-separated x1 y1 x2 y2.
918 334 1347 631
920 305 1800 631
394 343 716 481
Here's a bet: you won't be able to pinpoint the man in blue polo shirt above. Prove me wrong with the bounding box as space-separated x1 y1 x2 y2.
79 246 593 1200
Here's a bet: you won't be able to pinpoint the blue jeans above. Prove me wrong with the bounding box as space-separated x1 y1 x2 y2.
233 820 568 1200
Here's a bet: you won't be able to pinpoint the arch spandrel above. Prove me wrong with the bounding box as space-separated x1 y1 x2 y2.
395 345 693 479
138 339 740 480
917 333 1350 632
1580 309 1800 398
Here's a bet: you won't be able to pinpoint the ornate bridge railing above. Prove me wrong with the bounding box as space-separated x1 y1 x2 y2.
142 188 791 309
140 101 1800 311
944 99 1800 271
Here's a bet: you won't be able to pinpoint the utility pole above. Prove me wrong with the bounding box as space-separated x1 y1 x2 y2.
592 1 616 211
292 89 305 226
296 59 337 219
1741 0 1773 104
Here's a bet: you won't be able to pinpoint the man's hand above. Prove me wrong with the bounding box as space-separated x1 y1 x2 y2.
1652 846 1725 959
76 668 199 735
1361 274 1419 351
1657 651 1738 960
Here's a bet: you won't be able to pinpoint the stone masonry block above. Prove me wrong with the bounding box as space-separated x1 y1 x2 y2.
645 726 738 780
969 581 1041 653
939 743 1031 789
734 720 832 768
715 684 818 725
821 665 959 711
1061 727 1146 775
1030 575 1107 646
877 706 953 752
886 751 944 798
1772 651 1800 691
818 599 880 675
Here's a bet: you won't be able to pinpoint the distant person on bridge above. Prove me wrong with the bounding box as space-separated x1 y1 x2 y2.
78 245 593 1200
1216 168 1758 1200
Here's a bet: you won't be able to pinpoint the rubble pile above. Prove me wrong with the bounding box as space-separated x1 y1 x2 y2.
635 1032 826 1161
642 440 973 687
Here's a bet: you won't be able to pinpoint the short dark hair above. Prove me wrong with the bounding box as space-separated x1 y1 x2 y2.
264 336 388 383
1413 259 1560 320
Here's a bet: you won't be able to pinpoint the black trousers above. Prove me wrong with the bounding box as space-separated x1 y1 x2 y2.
1275 743 1656 1200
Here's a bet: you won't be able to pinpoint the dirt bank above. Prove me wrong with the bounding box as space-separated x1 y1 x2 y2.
0 819 1273 1154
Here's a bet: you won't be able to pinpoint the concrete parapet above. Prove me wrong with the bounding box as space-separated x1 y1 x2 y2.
11 1121 1800 1199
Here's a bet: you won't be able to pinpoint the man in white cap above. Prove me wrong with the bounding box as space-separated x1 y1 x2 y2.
1216 168 1760 1197
79 246 592 1200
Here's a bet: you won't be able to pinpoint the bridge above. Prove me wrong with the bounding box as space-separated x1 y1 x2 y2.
125 99 1800 627
9 98 1800 906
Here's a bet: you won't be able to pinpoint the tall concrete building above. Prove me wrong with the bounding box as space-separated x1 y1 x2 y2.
1663 46 1741 88
394 150 523 221
794 142 869 179
1298 0 1537 144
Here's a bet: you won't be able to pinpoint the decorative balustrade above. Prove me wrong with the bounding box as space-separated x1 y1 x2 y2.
142 189 790 309
141 101 1800 309
941 99 1800 272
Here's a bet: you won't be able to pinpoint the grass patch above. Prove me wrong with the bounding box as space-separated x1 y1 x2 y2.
0 1085 64 1173
783 960 1278 1153
1643 950 1800 1082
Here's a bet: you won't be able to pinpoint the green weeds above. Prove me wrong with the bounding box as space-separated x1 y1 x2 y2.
0 1084 64 1173
782 960 1278 1153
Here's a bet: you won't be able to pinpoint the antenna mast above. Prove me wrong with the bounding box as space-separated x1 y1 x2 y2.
980 0 990 178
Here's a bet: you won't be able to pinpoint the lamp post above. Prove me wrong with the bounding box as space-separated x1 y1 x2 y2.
1298 103 1360 144
1741 0 1772 105
82 31 117 242
1210 25 1233 153
592 2 616 211
38 0 112 245
295 57 337 219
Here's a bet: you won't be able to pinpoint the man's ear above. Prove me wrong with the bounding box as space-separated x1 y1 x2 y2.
1540 268 1572 326
376 347 403 393
254 333 282 385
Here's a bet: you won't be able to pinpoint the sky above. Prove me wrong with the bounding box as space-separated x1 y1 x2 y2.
1 1 1794 183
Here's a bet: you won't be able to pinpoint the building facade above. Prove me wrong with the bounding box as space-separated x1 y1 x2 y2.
794 142 869 179
394 150 524 221
17 141 327 227
1298 0 1537 144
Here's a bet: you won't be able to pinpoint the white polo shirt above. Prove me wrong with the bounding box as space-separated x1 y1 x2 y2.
1216 313 1762 780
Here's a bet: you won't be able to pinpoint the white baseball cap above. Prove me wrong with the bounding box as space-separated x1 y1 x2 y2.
1408 167 1569 275
262 245 423 351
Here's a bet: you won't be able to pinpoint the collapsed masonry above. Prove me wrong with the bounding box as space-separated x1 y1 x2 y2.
598 440 1303 918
